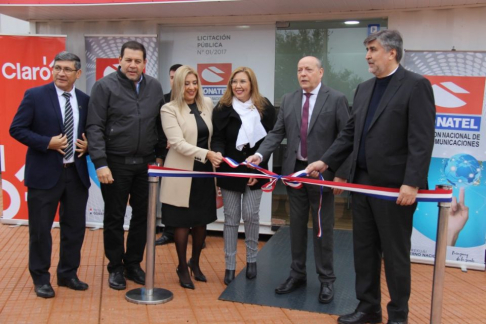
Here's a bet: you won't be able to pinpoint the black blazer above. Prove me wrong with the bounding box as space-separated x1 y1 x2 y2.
211 98 276 192
323 65 436 189
10 82 90 190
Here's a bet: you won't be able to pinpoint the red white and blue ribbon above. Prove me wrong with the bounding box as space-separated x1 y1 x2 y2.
149 158 453 237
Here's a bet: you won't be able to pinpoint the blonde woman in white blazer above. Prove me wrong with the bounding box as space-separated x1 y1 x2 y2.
160 65 222 290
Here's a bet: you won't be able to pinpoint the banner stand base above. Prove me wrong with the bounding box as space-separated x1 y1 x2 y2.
125 287 173 305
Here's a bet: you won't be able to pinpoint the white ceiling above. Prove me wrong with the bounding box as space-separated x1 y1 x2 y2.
0 0 485 22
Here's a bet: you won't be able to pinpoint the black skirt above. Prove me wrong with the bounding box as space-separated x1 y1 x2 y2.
162 159 217 228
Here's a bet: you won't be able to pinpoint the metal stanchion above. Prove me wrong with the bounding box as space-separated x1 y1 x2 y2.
429 184 452 324
126 174 173 304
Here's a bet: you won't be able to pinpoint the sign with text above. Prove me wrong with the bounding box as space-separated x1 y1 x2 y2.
0 35 66 224
159 25 276 232
404 50 486 270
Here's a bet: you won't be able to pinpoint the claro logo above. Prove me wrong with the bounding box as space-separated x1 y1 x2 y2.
2 56 53 81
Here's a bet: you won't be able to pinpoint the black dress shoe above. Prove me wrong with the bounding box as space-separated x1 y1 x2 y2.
58 277 89 291
246 262 257 279
125 267 146 285
176 267 195 289
155 234 174 245
188 259 207 282
34 283 55 298
108 271 126 290
224 269 235 285
387 320 408 324
318 282 334 304
337 310 382 324
275 277 306 294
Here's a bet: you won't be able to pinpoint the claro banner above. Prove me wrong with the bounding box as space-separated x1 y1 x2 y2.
403 50 486 271
0 35 66 224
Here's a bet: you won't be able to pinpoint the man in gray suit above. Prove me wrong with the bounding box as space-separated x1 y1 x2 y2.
247 56 351 303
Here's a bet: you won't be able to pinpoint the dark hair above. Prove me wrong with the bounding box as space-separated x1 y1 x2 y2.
54 51 81 70
364 29 403 63
169 64 183 73
120 41 146 60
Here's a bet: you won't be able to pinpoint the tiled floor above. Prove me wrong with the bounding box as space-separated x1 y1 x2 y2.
0 224 484 323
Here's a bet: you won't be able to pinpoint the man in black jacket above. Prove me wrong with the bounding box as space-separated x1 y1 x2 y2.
86 41 164 290
306 30 435 324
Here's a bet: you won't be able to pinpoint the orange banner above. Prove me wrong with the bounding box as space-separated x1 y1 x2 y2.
0 35 66 222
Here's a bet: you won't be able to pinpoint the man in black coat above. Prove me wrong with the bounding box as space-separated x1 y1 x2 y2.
306 30 435 324
87 41 165 290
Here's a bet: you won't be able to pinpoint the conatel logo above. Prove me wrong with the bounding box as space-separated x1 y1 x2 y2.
425 76 485 115
96 58 119 81
1 56 54 81
425 75 485 131
197 63 232 86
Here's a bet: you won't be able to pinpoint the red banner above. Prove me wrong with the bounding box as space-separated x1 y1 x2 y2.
0 35 65 222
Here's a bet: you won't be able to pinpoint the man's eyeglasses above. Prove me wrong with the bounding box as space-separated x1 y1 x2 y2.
53 66 78 74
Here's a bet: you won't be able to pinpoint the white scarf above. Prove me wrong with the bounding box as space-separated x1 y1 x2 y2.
232 97 267 151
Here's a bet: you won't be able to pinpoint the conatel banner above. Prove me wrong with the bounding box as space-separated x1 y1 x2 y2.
0 35 66 224
84 35 158 228
404 50 486 271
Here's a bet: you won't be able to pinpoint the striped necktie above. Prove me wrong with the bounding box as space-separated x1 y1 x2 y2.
62 92 74 160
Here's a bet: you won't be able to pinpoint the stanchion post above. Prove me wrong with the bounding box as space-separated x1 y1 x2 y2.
430 184 452 324
125 172 173 304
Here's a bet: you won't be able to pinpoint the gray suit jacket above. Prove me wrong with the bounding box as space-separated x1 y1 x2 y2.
258 84 352 186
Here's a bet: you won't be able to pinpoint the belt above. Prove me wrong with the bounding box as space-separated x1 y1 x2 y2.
63 163 74 168
296 159 308 166
107 154 155 165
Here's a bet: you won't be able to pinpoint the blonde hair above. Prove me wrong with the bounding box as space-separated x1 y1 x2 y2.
171 65 205 110
218 66 267 115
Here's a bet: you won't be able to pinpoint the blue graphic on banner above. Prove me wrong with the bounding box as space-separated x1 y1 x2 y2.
87 156 100 188
414 156 485 248
202 86 225 96
436 114 481 131
443 153 481 188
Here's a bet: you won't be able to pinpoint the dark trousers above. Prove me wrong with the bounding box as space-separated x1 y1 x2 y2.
101 161 148 273
352 169 416 322
286 160 335 283
28 165 88 285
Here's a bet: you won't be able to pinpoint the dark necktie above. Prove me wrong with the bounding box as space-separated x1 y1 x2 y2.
300 92 312 159
62 92 74 160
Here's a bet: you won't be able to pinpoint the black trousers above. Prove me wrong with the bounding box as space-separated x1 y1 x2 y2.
352 169 416 322
28 165 88 285
286 160 335 283
101 161 148 273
